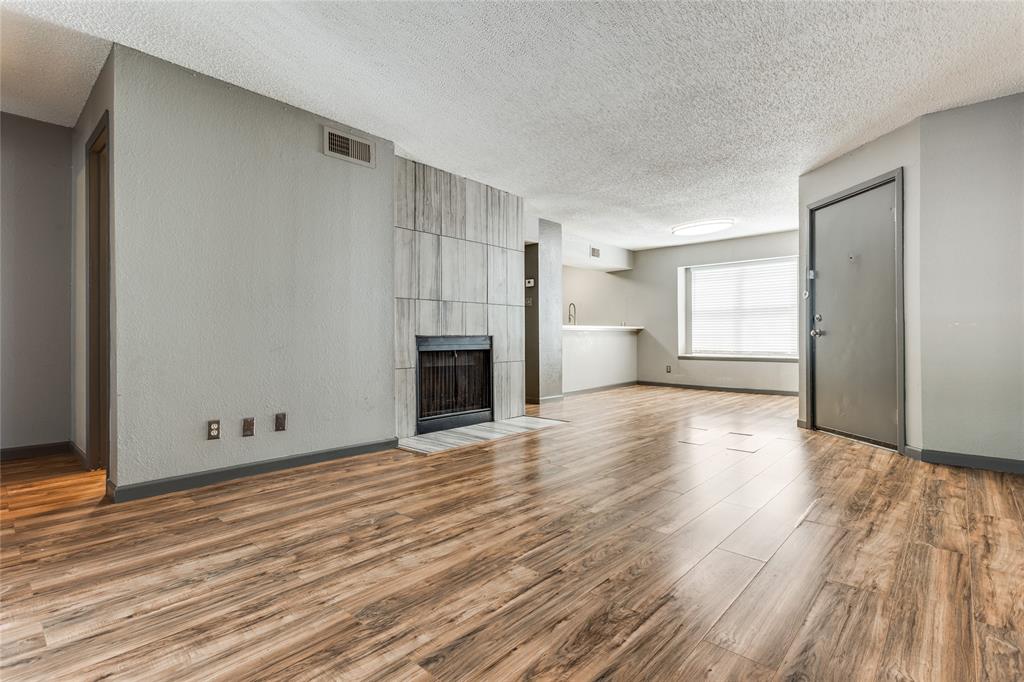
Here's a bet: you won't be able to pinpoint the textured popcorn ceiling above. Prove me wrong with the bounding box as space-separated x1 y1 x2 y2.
4 2 1023 249
0 10 111 127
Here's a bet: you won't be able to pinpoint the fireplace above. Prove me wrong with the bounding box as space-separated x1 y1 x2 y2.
416 336 492 434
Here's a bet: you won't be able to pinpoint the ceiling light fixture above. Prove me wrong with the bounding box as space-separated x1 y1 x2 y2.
671 218 735 236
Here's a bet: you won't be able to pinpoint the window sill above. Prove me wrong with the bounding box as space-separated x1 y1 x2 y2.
678 354 798 363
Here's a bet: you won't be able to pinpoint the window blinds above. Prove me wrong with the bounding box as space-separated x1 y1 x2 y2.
689 257 798 357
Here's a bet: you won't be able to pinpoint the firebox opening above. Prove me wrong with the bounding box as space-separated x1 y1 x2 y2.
416 336 492 434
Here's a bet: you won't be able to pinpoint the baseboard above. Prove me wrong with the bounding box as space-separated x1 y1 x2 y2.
527 394 564 404
921 449 1023 474
563 382 638 396
904 446 923 461
638 381 798 397
107 438 398 503
0 440 74 461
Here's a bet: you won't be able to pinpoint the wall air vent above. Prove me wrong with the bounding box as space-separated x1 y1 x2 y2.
323 126 375 168
590 247 601 258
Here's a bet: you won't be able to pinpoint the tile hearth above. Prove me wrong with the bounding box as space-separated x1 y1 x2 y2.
398 416 564 454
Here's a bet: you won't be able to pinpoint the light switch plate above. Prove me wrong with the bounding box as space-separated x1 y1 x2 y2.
275 413 287 432
242 417 255 437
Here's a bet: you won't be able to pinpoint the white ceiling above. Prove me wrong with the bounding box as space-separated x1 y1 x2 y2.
3 2 1022 249
0 10 111 127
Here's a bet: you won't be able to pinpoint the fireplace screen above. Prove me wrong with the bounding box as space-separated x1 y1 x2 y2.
416 336 492 434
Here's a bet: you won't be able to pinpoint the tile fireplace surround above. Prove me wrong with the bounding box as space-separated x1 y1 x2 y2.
393 157 525 438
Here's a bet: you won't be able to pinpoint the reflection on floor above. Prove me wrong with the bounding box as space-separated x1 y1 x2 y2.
2 385 1021 679
399 415 565 454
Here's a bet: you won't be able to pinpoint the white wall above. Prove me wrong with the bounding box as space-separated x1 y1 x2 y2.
562 329 638 393
919 94 1023 460
1 113 72 448
109 47 395 485
798 120 922 445
563 232 800 393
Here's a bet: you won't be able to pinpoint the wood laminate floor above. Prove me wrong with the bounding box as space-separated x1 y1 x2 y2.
2 385 1022 680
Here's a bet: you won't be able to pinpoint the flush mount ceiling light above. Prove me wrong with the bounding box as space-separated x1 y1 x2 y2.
671 218 735 236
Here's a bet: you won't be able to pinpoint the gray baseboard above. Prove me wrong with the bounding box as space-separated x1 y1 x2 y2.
527 394 564 404
563 382 638 396
639 380 798 397
904 446 923 461
796 419 809 429
920 449 1023 474
0 440 74 461
107 438 398 503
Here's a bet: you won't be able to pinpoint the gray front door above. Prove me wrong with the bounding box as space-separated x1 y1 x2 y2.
810 175 901 449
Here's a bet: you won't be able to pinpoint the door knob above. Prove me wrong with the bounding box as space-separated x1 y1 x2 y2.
810 329 825 337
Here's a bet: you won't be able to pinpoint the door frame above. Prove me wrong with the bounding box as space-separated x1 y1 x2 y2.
86 111 111 471
805 167 905 454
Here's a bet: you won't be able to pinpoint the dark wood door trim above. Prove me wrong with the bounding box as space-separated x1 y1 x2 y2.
86 111 111 472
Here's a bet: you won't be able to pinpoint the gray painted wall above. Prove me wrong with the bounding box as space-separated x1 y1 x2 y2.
919 94 1023 460
108 47 396 485
537 219 563 400
1 113 72 448
562 266 631 325
799 120 922 446
799 93 1023 461
563 232 800 393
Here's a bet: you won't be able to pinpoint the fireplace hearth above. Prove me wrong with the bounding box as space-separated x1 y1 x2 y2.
416 336 492 434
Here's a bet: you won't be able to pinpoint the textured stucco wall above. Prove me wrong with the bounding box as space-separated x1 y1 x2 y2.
110 47 395 485
1 113 72 448
919 94 1023 460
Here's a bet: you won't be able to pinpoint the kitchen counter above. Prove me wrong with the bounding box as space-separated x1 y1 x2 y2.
562 325 643 332
562 325 641 393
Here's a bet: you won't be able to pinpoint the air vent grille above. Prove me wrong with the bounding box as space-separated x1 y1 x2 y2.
590 247 601 258
323 126 374 167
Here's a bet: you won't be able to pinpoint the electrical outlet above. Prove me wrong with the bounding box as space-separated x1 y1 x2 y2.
275 412 287 432
242 417 255 437
207 420 220 440
666 365 672 373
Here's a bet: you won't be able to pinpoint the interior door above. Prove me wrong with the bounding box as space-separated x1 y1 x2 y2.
810 174 901 449
87 115 111 471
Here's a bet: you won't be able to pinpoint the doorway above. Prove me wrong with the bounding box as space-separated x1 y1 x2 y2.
806 168 904 452
86 112 110 471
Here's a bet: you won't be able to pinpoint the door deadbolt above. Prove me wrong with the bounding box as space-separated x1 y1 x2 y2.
814 314 823 322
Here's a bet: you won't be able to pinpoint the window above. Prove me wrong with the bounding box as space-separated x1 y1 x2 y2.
679 256 798 359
